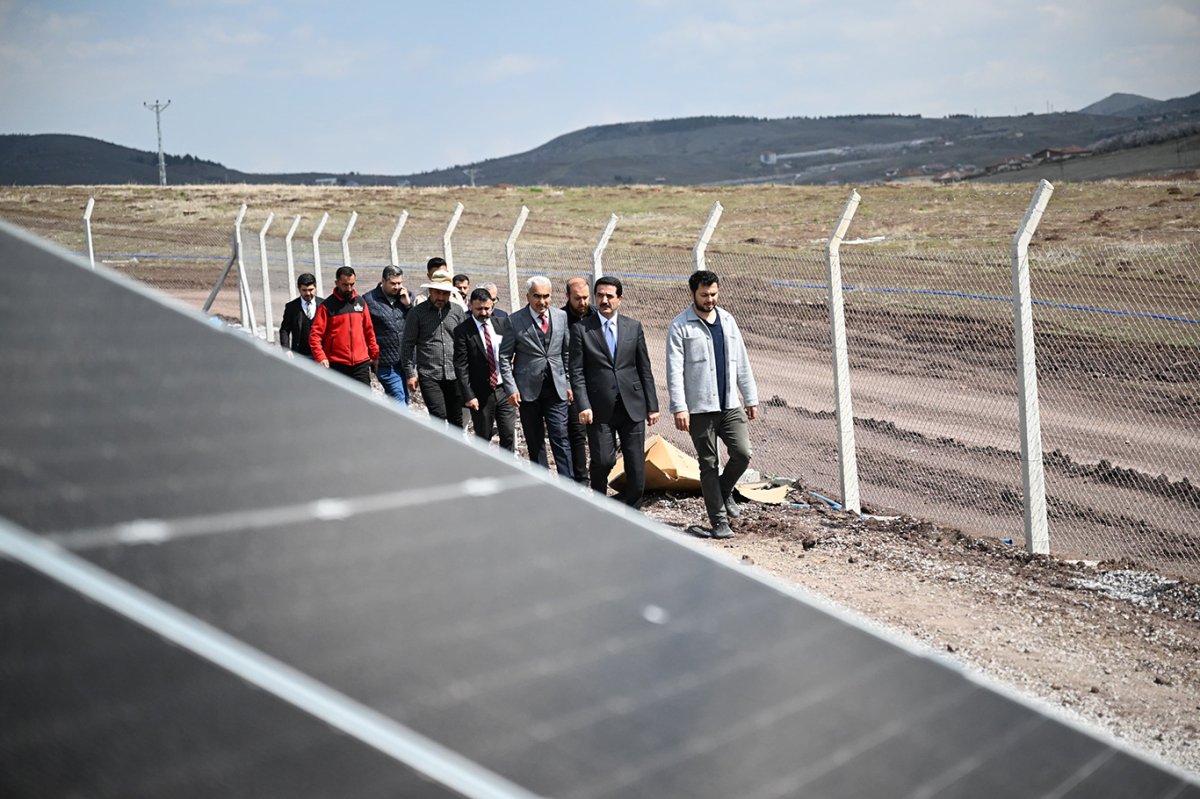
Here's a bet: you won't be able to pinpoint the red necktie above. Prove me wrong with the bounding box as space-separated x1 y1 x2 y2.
482 321 498 389
539 312 548 334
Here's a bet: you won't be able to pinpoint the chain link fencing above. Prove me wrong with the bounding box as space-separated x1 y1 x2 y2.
4 198 1197 579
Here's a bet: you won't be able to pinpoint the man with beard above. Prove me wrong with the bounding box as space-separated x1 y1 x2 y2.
562 276 595 484
454 288 516 451
402 269 466 426
362 265 411 406
666 270 759 540
309 266 379 386
278 272 321 358
413 257 467 311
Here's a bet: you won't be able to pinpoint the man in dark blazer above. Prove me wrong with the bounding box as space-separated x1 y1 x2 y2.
501 275 573 478
569 276 660 506
278 272 321 357
454 288 516 451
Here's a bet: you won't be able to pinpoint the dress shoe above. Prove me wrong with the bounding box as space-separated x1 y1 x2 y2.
686 524 712 539
724 493 741 518
711 522 735 539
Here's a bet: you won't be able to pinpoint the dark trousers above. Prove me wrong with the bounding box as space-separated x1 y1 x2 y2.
567 403 590 483
688 407 752 525
588 397 643 506
470 385 516 451
519 380 573 478
331 360 371 386
419 376 463 428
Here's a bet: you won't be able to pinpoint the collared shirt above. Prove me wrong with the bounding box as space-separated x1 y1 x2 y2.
401 300 464 381
477 317 503 364
601 312 619 354
302 299 314 319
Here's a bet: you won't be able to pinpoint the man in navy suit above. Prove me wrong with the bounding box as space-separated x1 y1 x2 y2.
569 276 660 506
454 288 516 451
501 276 573 478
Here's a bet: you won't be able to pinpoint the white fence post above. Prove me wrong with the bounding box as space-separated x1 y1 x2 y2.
83 197 96 270
693 201 723 272
505 205 529 310
826 189 862 514
1013 179 1055 555
341 211 358 271
233 204 258 337
258 212 275 342
311 212 329 298
389 211 409 267
593 214 618 282
443 202 464 270
284 215 301 300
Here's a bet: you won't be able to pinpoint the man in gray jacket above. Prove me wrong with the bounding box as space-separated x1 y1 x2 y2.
402 270 465 427
666 270 758 539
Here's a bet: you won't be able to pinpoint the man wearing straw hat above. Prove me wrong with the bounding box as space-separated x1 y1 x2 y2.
413 257 467 311
402 269 466 426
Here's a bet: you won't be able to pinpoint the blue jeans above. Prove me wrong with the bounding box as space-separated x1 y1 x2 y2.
376 365 409 407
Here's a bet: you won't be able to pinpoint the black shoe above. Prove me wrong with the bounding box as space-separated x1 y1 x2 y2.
724 494 741 518
711 522 735 539
686 524 712 539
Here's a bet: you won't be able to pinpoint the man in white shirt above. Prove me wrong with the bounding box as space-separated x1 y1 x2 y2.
278 272 322 358
454 288 516 450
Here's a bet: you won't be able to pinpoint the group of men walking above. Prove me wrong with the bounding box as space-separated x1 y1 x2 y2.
281 259 758 539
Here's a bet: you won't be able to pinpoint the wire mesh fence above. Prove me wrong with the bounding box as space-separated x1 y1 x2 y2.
4 197 1198 580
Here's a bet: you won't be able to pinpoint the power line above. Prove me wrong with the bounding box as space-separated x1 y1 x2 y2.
143 99 171 186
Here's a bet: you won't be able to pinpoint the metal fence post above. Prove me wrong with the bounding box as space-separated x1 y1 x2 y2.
311 212 329 298
341 211 358 271
233 204 258 337
389 211 409 267
83 197 96 270
1013 179 1055 555
258 212 275 342
593 214 618 282
506 206 529 309
693 201 723 272
826 189 863 514
284 215 301 300
443 202 464 270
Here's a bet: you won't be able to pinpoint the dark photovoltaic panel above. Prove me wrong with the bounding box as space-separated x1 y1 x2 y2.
1 219 1196 799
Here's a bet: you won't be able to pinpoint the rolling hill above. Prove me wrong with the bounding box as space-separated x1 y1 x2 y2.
2 90 1198 188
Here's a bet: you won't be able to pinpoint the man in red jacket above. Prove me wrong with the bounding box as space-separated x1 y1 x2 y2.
309 266 380 386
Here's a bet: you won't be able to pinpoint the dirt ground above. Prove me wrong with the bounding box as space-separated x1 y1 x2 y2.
639 486 1200 778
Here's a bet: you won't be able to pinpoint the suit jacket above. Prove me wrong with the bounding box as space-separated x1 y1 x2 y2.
501 305 570 401
453 315 514 403
279 295 322 355
570 313 659 423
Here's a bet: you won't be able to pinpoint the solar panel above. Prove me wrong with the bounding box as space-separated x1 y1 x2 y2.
2 219 1196 799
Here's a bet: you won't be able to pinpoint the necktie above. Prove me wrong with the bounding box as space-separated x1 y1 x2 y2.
482 321 498 390
303 300 313 320
538 312 548 334
605 319 617 359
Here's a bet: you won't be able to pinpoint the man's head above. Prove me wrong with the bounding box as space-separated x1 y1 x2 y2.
453 273 470 300
297 272 317 302
482 282 500 304
565 276 591 318
334 266 356 298
689 269 719 314
380 265 404 298
426 257 447 279
469 287 494 322
593 276 622 320
526 276 552 315
422 269 455 309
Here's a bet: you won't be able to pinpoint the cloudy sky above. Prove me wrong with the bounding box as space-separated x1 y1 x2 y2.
2 0 1198 175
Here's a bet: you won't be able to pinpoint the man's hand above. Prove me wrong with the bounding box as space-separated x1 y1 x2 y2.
507 391 521 407
578 409 593 425
320 359 331 369
285 351 295 360
466 398 480 411
647 411 660 426
674 411 689 432
371 358 379 372
746 405 758 421
567 387 574 404
406 376 419 392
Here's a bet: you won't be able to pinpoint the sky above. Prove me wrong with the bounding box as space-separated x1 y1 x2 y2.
2 0 1199 176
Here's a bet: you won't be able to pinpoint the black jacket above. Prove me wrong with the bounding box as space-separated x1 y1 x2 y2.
279 295 323 355
453 315 514 403
569 313 659 423
362 285 410 368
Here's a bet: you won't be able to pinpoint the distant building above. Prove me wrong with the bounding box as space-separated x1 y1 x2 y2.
1032 146 1093 162
314 177 337 186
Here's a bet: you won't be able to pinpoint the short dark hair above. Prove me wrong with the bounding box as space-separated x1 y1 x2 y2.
453 273 470 284
296 272 316 287
381 265 403 280
469 287 493 304
594 276 622 297
335 266 356 280
688 270 719 293
426 257 447 273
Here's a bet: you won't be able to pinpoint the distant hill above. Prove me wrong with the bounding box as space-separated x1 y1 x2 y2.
3 89 1199 188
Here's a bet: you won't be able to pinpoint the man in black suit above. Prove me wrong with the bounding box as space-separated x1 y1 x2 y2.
569 276 660 506
278 272 321 357
454 288 516 451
